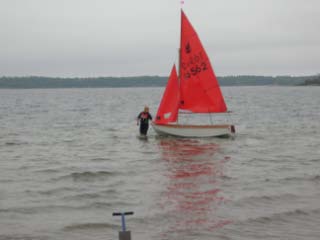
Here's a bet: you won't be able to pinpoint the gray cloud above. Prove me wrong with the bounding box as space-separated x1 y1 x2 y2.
1 0 319 76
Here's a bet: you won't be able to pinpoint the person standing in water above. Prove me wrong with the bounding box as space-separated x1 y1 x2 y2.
137 106 153 136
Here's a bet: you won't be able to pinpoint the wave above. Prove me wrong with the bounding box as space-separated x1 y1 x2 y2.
0 234 48 240
54 170 117 182
245 208 320 224
231 192 320 214
68 107 91 113
90 157 111 162
79 199 137 209
71 171 116 181
37 187 76 196
220 175 233 180
261 174 320 185
63 189 118 201
63 222 118 231
4 141 28 146
63 192 102 200
0 201 133 214
310 158 320 162
0 205 83 214
105 127 117 132
35 168 61 174
0 179 13 183
279 175 320 183
235 193 299 205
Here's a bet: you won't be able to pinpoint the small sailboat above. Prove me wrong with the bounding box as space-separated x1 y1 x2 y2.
152 10 235 138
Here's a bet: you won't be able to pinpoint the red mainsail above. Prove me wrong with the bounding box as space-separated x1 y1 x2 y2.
179 10 227 113
155 65 180 124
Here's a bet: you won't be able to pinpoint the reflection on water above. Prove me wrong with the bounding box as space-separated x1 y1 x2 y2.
156 138 232 237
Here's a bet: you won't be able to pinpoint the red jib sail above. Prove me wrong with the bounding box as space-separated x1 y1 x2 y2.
155 65 180 124
179 10 227 113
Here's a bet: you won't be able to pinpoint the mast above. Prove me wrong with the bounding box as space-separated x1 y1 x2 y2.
178 9 183 80
178 8 184 110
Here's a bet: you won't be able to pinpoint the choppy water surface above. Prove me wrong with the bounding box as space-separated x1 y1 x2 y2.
0 87 320 240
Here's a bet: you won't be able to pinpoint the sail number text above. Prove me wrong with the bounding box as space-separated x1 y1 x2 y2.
181 52 208 79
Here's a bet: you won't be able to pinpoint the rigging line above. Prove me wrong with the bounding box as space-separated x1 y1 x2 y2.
227 110 233 125
209 109 214 125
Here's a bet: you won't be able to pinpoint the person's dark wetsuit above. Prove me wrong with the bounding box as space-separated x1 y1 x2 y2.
137 111 153 135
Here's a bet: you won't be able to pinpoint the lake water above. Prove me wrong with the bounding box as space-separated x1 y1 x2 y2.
0 86 320 240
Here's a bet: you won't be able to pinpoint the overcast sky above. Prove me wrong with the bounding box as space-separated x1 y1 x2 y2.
1 0 320 77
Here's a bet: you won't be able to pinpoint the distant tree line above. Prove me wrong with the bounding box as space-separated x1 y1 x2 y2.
0 76 166 89
218 75 311 86
301 75 320 86
0 75 315 89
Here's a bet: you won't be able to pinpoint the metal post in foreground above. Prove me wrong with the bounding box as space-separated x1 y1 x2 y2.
112 211 134 240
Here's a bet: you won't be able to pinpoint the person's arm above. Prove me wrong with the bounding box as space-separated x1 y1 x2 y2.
149 113 153 120
136 113 141 125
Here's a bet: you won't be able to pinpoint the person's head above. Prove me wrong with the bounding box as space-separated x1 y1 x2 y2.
144 106 149 112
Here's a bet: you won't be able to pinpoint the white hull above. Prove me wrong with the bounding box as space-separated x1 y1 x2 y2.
152 123 235 138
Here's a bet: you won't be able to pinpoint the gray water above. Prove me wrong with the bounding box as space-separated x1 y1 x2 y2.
0 86 319 240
